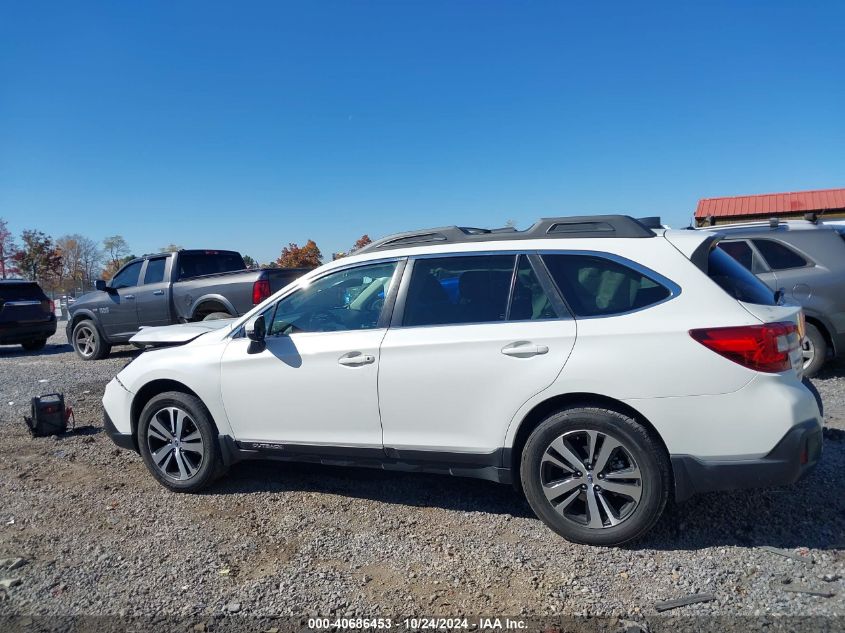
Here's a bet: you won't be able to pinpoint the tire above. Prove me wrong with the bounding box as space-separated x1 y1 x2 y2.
137 391 226 492
21 339 47 351
520 407 670 546
71 319 111 360
802 323 827 378
202 311 234 321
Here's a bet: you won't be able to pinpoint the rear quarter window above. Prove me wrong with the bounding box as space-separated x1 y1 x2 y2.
707 246 776 306
542 254 672 317
751 239 808 270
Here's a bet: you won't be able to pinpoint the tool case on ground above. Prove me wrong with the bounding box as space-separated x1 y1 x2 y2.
25 393 68 437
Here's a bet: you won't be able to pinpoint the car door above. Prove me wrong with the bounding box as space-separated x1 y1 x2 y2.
377 253 576 457
100 260 143 339
135 256 172 328
219 259 402 449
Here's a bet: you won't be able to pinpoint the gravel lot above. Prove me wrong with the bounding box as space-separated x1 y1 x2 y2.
0 329 843 624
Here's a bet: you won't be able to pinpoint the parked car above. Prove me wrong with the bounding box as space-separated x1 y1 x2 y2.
0 280 57 351
700 219 845 376
101 216 821 546
67 249 310 360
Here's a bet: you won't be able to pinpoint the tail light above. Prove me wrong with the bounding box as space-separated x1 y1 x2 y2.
50 300 55 313
252 278 271 305
689 322 801 373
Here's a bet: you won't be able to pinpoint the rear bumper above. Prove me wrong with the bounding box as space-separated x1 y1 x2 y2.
0 318 57 344
671 418 822 502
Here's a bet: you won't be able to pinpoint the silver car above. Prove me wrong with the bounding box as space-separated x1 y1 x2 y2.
703 219 845 376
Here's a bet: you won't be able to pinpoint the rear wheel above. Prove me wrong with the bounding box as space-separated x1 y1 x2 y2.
520 407 669 546
802 323 827 378
137 391 225 492
22 339 47 351
71 319 110 360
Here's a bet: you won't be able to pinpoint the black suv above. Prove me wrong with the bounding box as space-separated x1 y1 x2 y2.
0 280 57 351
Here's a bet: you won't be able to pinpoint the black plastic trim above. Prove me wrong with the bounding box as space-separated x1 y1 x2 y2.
103 411 137 452
358 215 655 254
671 419 822 502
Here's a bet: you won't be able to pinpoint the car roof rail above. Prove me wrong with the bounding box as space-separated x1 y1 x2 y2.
356 215 655 254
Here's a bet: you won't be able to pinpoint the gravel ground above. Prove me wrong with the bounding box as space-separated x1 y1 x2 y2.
0 329 843 623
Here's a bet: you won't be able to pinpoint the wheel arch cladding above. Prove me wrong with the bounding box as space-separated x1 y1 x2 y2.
130 380 217 447
508 392 672 491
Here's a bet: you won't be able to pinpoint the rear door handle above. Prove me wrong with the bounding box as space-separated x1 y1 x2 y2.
338 352 375 367
153 290 164 296
501 342 549 358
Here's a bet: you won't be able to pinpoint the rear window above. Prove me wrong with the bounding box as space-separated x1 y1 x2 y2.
751 239 808 270
0 282 44 301
542 254 672 317
707 246 776 306
177 251 246 279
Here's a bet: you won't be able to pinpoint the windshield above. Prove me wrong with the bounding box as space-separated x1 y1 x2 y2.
707 245 776 306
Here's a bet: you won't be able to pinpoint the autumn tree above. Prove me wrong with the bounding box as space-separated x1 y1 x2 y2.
0 218 19 279
352 234 372 252
56 234 102 292
276 239 322 268
102 235 131 279
14 230 62 285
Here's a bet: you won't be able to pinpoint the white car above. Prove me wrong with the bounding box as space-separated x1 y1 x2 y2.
102 216 822 545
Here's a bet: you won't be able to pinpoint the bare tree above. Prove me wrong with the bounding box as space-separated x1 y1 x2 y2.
0 217 19 279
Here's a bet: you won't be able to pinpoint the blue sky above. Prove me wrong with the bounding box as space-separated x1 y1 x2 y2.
1 1 843 263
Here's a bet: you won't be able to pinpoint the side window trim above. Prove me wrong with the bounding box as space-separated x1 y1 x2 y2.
526 253 573 320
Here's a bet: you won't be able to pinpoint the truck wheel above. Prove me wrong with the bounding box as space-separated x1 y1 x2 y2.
802 323 827 378
71 319 111 360
520 407 670 546
22 339 47 351
137 391 226 492
202 312 233 321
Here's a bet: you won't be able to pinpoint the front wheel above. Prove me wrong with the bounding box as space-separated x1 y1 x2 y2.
137 391 225 492
520 407 670 546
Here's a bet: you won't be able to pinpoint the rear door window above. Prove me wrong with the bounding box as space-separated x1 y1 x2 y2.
542 254 672 317
143 257 167 284
751 239 809 270
707 246 776 306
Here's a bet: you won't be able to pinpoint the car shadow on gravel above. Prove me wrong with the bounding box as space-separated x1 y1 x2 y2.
215 460 537 518
0 343 72 357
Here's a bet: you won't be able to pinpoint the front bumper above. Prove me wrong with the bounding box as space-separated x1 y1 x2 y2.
0 318 57 344
672 418 822 502
103 410 137 452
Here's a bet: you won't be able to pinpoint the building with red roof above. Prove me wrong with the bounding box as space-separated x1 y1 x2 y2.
695 187 845 226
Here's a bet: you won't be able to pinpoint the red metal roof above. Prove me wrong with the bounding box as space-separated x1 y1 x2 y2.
695 187 845 219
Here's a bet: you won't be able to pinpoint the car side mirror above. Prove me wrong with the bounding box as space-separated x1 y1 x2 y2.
95 279 108 292
245 314 266 353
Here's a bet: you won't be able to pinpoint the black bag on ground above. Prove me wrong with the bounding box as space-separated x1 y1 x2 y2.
25 393 67 437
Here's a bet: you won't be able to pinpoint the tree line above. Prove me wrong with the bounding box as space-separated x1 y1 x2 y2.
0 217 373 295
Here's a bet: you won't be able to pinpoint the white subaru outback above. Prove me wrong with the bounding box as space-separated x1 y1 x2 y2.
102 216 822 546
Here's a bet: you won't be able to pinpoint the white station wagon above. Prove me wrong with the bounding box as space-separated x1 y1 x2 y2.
102 215 822 545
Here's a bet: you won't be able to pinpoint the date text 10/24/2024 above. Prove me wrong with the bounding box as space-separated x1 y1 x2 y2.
307 618 528 630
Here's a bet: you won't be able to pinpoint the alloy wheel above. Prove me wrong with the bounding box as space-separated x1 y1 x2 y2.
74 324 97 358
146 407 205 481
539 429 642 529
802 337 815 370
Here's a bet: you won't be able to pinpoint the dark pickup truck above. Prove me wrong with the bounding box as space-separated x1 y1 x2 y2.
67 249 310 360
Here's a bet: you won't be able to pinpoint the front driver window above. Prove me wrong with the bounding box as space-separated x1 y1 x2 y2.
269 261 398 335
110 261 143 289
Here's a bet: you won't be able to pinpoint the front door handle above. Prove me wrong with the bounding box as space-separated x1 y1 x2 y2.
501 342 549 358
153 289 164 296
338 352 375 367
124 294 135 300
